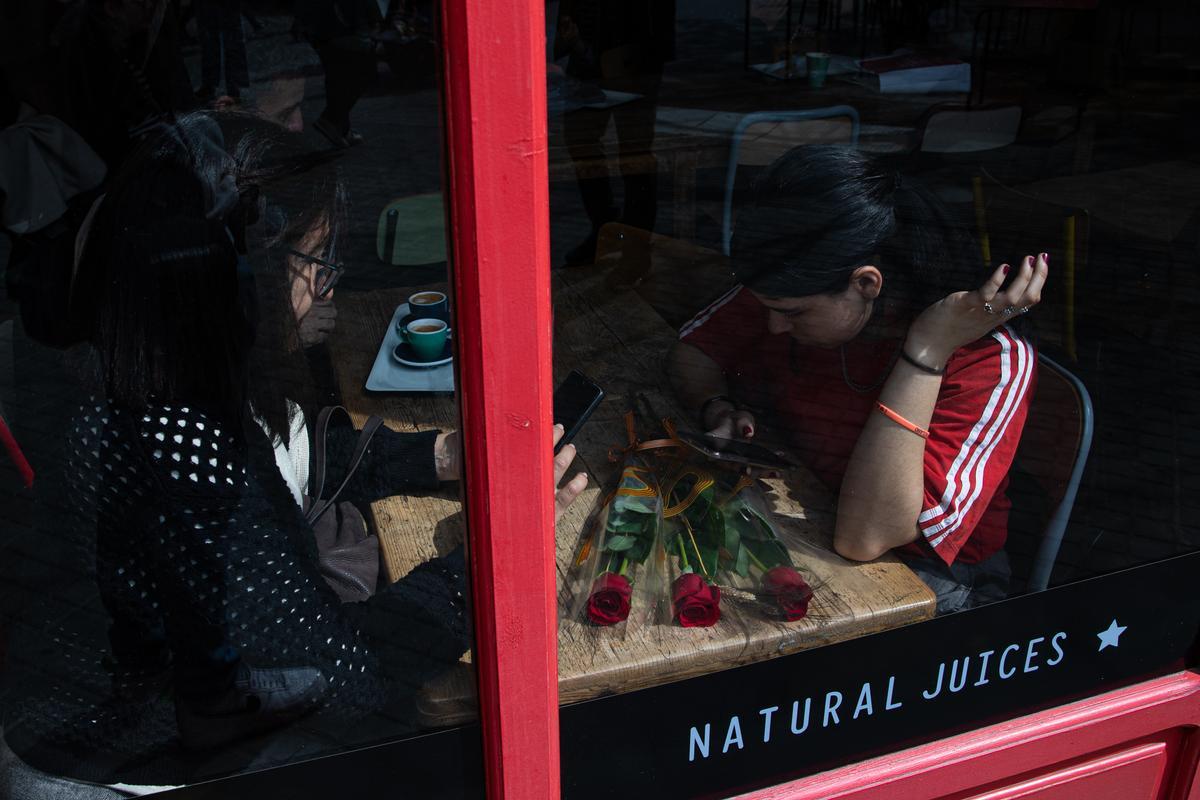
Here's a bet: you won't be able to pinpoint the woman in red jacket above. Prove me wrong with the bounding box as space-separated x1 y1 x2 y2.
669 145 1048 613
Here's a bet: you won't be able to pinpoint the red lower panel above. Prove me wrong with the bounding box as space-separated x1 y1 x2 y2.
736 672 1200 800
959 742 1168 800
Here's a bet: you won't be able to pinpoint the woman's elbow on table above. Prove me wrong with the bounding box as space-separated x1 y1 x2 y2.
833 524 920 562
833 535 888 562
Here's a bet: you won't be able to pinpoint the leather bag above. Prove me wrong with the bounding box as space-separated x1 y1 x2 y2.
305 406 385 602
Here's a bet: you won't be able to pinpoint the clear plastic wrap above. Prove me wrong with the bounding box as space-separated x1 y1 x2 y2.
569 454 668 628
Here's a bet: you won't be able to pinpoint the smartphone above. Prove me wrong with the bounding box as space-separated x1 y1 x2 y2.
553 370 605 454
675 429 799 471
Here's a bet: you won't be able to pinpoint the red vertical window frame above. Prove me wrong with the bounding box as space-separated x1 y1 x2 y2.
439 0 559 798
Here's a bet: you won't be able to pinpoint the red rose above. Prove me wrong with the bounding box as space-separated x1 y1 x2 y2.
762 565 812 621
671 573 721 627
586 573 632 625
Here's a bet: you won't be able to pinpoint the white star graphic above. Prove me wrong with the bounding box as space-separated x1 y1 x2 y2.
1097 619 1127 651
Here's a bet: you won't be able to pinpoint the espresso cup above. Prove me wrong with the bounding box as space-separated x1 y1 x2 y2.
408 290 449 322
403 318 449 361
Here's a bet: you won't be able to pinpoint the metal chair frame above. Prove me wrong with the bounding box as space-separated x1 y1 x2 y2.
1026 352 1094 592
721 106 861 255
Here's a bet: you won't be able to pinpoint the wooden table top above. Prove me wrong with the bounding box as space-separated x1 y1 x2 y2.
1017 160 1200 245
328 272 936 726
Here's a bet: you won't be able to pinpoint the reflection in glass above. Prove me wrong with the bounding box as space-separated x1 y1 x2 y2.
548 0 1199 707
0 2 483 792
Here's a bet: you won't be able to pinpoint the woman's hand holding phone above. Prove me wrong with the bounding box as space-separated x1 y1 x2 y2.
553 424 588 522
433 426 587 521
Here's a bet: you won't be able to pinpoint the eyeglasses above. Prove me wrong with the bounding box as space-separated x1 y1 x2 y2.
287 247 345 299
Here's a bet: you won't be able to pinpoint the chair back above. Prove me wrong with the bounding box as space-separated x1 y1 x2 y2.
916 104 1023 154
595 223 736 329
722 106 861 254
1015 353 1093 591
976 170 1089 361
376 193 448 267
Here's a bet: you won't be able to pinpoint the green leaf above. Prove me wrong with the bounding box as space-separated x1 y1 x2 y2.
723 522 740 554
613 496 655 515
730 508 773 540
745 538 789 570
605 535 637 552
735 543 750 577
696 542 720 577
626 540 652 564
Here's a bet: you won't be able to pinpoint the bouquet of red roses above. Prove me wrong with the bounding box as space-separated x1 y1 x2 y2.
570 455 667 627
657 466 725 627
714 476 816 621
569 402 817 631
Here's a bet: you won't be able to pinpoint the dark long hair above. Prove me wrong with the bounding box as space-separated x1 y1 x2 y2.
79 113 345 444
239 119 348 444
730 145 983 315
80 114 254 433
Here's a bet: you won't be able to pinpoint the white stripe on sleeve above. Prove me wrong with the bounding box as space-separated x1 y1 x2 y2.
919 327 1034 547
678 285 743 339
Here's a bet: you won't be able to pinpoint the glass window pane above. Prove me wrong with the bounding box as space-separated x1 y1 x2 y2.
545 0 1199 728
0 2 483 792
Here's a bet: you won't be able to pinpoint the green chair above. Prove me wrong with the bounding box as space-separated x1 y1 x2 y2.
376 193 448 267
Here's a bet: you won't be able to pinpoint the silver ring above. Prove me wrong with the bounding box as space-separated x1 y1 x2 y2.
1003 305 1017 316
984 302 995 314
1019 305 1031 314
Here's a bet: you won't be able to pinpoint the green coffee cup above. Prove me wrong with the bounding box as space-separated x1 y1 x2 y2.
403 318 449 361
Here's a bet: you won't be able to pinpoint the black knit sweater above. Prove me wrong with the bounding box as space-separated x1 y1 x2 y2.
4 400 469 784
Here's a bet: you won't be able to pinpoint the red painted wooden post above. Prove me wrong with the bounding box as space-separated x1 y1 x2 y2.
438 0 559 797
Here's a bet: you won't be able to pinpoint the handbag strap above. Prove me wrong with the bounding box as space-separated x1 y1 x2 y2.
305 406 385 525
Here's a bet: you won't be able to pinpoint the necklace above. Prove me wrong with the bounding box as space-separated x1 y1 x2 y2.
839 342 899 394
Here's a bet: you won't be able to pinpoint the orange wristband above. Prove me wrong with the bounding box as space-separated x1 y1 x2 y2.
875 402 930 439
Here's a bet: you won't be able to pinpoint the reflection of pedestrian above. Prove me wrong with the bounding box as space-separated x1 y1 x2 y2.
49 0 194 166
556 0 675 266
196 0 250 102
295 0 381 148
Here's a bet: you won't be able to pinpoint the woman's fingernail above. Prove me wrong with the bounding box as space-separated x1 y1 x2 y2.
743 426 753 437
1041 252 1049 262
1002 264 1010 274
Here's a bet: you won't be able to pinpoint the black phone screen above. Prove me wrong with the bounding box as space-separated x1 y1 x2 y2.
553 370 605 453
675 429 798 470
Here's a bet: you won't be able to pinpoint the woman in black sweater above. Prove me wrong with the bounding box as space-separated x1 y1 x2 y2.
3 114 585 784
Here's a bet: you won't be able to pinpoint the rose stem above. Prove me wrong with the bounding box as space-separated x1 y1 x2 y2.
617 557 630 577
677 532 690 570
745 545 770 573
682 517 711 579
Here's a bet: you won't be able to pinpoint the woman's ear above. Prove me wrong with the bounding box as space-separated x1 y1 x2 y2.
850 265 883 300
